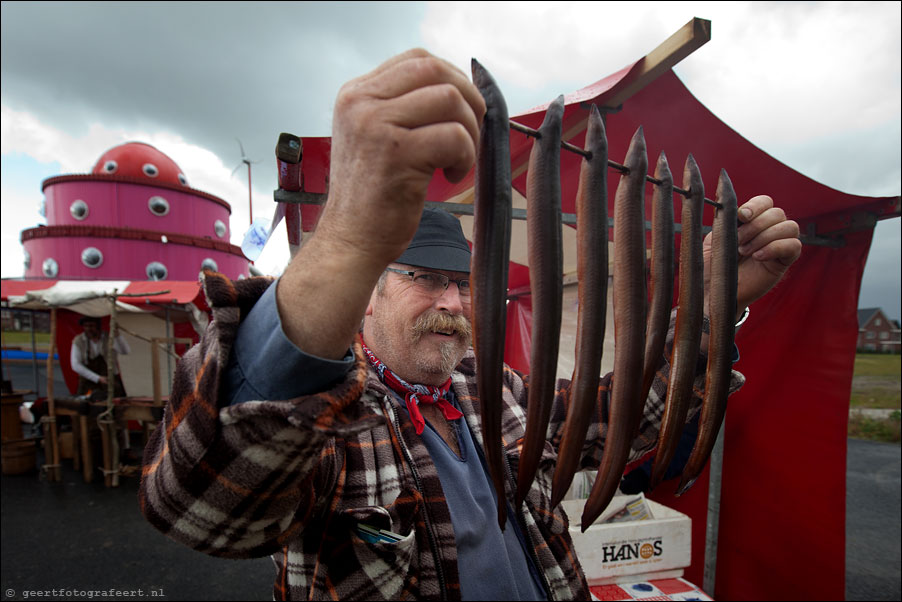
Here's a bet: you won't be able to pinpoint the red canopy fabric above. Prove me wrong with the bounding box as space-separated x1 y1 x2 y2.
292 65 897 599
0 279 56 298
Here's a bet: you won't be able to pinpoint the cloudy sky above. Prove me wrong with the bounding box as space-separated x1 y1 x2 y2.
2 1 900 318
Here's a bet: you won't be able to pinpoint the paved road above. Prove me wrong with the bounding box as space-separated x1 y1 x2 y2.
1 361 899 600
2 362 272 601
1 464 274 601
846 438 902 601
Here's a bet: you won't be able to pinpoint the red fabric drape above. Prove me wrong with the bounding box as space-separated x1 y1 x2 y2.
504 296 533 374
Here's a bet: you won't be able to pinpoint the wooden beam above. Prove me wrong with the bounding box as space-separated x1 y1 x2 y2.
559 17 712 146
603 17 711 110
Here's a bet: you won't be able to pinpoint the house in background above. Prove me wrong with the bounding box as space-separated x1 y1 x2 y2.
857 308 902 353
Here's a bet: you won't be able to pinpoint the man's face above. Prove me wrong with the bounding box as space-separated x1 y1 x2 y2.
363 263 472 386
83 321 101 341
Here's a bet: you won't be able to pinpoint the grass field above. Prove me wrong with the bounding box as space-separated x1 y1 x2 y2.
852 352 902 377
850 353 902 409
1 330 52 352
849 352 901 443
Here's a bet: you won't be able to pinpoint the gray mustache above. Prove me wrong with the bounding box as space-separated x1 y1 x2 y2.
412 312 472 342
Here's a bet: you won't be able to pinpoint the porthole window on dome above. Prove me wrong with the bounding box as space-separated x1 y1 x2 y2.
43 258 59 278
81 247 103 268
148 196 170 216
103 160 118 174
201 258 218 272
142 163 159 177
24 251 31 270
70 199 89 220
214 220 227 238
146 261 168 281
178 173 188 186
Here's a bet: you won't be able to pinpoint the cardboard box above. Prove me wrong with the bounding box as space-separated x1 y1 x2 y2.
561 495 691 585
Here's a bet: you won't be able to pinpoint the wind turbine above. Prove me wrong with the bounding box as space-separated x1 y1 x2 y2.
232 138 259 227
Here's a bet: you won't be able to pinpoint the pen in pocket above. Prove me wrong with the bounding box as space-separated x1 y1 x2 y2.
355 523 404 544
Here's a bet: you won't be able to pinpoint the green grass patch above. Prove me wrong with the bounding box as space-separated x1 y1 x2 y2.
1 330 52 352
853 353 902 377
850 352 900 411
848 411 901 443
850 379 902 409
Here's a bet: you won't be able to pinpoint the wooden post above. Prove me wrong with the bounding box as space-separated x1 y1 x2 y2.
99 415 112 487
106 293 120 487
79 414 92 483
44 308 61 481
151 338 161 406
71 417 80 472
151 337 192 406
703 420 726 595
286 203 303 259
276 132 304 257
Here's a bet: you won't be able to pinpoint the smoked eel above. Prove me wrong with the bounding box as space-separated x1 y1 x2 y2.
517 95 565 507
471 59 513 530
581 127 648 531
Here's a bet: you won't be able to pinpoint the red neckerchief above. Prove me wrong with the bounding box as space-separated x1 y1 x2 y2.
361 341 462 435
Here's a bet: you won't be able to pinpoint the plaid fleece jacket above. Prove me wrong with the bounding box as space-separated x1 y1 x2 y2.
139 272 745 600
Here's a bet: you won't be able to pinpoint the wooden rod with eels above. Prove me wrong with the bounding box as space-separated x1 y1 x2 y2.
470 59 513 530
676 169 739 496
640 153 674 406
648 154 705 491
549 104 608 509
581 127 648 531
516 95 565 507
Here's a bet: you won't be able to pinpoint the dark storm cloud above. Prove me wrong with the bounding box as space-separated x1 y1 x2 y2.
1 1 426 189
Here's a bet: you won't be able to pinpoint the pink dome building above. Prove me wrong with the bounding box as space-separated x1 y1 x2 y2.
21 142 250 281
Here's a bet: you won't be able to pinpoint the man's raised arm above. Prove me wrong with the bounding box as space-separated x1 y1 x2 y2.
276 49 486 360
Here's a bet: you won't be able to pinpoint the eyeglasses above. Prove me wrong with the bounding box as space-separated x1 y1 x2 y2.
385 267 471 298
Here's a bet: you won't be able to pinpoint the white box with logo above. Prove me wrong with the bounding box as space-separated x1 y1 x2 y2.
561 494 692 585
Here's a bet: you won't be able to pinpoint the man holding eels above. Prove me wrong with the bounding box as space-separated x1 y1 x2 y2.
139 49 802 601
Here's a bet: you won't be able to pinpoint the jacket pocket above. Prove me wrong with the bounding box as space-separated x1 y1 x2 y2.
334 487 423 599
338 512 417 600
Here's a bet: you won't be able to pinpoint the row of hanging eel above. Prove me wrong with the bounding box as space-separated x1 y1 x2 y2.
469 60 740 531
677 171 739 495
649 155 705 491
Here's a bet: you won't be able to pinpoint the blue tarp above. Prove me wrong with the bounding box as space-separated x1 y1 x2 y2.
1 350 58 360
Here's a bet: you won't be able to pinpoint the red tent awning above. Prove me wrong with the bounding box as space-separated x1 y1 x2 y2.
1 279 204 309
